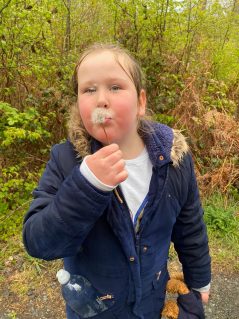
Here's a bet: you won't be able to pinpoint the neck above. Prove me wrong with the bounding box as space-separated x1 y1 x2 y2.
118 134 145 160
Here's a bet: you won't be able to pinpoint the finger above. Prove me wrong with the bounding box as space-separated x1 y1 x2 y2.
115 169 128 184
200 292 210 304
105 150 124 166
98 143 119 157
111 159 126 173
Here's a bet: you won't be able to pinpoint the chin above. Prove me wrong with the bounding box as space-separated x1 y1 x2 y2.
94 134 111 145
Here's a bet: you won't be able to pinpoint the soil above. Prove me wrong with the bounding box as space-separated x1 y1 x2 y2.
0 257 65 319
204 273 239 319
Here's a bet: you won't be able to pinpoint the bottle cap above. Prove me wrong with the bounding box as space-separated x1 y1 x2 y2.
56 269 70 285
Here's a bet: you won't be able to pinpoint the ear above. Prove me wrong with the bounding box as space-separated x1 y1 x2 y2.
137 89 146 116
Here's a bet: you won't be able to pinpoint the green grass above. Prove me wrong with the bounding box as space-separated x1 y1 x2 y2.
203 193 239 271
203 193 238 242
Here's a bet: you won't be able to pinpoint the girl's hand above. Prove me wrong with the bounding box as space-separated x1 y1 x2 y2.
200 291 210 303
86 144 128 187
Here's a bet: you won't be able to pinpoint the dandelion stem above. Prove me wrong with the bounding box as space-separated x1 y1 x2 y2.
102 124 110 145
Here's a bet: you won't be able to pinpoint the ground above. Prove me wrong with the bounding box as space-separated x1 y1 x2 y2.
0 237 238 319
204 273 239 319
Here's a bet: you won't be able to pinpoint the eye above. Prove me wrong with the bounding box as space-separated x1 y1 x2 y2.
110 85 121 92
85 87 96 94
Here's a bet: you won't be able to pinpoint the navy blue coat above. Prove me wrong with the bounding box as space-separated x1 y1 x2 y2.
23 122 211 319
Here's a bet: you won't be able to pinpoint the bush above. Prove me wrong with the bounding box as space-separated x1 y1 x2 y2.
0 164 41 241
203 193 239 243
0 102 51 147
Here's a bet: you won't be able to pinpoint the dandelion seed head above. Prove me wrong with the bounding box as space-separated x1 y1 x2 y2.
91 109 113 124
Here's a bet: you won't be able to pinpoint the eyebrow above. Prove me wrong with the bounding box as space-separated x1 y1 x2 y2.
78 77 128 86
78 81 96 87
107 77 128 82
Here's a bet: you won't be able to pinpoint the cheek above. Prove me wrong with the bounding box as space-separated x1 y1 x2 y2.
116 97 139 121
77 100 93 130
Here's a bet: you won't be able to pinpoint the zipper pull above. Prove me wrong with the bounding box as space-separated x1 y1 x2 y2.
99 294 114 301
114 188 123 204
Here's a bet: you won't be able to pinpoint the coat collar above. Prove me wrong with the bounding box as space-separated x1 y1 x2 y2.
140 121 189 167
140 121 173 167
67 104 189 167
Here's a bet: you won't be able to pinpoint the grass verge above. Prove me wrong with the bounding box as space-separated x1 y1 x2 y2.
203 192 239 272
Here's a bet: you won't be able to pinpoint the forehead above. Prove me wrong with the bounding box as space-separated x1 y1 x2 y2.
77 50 131 79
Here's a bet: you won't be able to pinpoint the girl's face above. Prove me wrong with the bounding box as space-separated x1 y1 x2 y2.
76 51 146 147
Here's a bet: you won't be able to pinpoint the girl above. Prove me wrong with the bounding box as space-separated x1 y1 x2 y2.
23 43 211 319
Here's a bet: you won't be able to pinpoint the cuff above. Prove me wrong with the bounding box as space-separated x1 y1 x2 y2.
80 156 116 192
192 283 211 293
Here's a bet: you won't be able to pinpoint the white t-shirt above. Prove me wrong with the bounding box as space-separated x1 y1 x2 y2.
120 147 152 222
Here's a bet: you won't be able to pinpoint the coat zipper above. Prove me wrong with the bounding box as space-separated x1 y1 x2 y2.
114 187 142 260
135 233 140 259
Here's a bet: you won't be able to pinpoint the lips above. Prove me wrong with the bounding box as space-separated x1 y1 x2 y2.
104 116 112 122
91 109 114 124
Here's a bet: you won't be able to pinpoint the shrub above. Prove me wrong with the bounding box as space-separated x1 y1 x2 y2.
203 193 239 243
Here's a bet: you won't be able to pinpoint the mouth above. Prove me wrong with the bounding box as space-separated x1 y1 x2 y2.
91 109 113 125
104 116 112 122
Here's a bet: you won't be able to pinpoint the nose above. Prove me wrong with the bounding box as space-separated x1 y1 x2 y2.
97 88 109 108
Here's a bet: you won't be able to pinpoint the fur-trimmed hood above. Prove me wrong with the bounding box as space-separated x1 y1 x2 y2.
67 104 189 167
171 129 189 167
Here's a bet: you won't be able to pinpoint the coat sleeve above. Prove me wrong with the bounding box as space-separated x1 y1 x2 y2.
23 144 112 261
171 154 211 289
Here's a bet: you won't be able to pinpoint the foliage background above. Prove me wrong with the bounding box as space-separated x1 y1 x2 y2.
0 0 238 253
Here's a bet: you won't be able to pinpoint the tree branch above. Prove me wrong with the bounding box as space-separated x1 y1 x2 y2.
0 0 13 15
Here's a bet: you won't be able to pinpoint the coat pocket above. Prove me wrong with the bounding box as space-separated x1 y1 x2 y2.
66 304 117 319
63 275 116 319
139 266 169 317
151 268 169 313
152 267 169 293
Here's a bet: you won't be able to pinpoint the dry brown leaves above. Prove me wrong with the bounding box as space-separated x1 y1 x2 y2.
171 77 239 195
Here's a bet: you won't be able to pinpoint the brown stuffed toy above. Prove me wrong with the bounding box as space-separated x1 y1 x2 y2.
161 272 205 319
162 272 189 319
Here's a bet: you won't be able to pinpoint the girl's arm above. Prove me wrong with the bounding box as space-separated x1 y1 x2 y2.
171 154 211 290
23 144 112 260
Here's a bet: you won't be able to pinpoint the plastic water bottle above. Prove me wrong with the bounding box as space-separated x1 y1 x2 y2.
56 269 114 318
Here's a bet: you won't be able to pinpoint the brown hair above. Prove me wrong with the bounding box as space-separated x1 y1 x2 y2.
72 43 146 97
